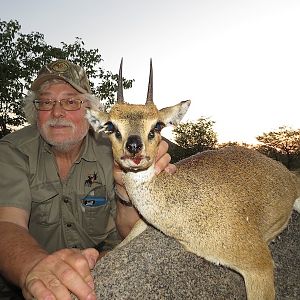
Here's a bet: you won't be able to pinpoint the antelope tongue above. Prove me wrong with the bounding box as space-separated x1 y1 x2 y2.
131 156 142 165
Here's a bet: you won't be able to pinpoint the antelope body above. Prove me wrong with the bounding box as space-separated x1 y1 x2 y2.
87 60 300 300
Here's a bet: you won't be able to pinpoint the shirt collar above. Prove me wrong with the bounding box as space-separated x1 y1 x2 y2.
76 131 97 162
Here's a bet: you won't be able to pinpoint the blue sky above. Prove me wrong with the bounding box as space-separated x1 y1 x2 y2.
2 0 300 143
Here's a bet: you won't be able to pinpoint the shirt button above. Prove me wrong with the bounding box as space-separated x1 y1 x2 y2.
66 223 72 227
63 197 69 203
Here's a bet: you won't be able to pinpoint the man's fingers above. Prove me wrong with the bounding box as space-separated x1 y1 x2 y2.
154 140 177 175
156 140 169 161
26 267 96 300
52 259 95 299
24 249 97 300
24 278 55 300
165 163 177 174
56 249 95 288
154 153 171 175
81 248 99 269
113 161 123 184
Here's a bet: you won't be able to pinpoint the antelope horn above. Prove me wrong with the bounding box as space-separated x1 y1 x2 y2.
146 59 153 104
117 58 124 103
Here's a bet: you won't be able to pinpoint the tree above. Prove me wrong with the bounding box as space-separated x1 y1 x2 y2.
171 117 218 161
0 19 133 138
256 126 300 169
218 141 253 149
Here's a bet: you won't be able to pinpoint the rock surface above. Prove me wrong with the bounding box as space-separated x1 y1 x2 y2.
77 211 299 299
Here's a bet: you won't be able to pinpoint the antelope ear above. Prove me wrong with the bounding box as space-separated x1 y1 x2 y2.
86 108 110 132
158 100 191 126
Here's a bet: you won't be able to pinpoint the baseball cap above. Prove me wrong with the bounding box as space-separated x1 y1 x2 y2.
31 59 92 94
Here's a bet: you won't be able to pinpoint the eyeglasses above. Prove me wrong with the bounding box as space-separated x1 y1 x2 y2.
33 99 86 111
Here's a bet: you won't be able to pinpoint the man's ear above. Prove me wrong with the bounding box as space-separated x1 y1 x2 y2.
86 108 110 132
158 100 191 126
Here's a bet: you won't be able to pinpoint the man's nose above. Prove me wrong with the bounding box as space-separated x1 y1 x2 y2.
52 101 66 117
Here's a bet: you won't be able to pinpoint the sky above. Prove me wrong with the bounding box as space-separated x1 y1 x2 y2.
2 0 300 144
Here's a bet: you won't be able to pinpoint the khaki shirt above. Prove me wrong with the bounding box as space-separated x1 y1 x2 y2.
0 125 119 252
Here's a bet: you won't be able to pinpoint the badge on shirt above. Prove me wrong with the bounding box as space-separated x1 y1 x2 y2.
84 172 98 187
81 173 108 209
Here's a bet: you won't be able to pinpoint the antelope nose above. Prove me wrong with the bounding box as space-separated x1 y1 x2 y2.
126 135 143 154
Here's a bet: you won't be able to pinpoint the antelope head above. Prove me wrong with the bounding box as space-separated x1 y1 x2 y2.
86 59 191 171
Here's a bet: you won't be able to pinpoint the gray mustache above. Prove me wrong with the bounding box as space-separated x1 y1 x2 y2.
45 119 75 128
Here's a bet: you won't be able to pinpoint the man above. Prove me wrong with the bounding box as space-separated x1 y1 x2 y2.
0 59 174 300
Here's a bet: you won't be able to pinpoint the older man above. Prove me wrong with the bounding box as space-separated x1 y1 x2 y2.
0 59 174 300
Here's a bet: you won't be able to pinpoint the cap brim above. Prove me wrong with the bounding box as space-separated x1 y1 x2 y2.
31 74 88 94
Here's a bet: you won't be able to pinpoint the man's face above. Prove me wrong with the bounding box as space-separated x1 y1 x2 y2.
37 82 90 152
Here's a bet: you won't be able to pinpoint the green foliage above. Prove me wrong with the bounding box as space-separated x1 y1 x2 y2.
218 141 253 149
0 19 133 138
256 126 300 169
218 141 240 148
171 117 218 162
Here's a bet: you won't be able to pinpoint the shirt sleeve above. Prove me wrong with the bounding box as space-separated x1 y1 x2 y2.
0 141 32 212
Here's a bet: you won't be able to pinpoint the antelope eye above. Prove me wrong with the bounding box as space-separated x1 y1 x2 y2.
115 130 122 139
148 130 155 140
104 122 115 134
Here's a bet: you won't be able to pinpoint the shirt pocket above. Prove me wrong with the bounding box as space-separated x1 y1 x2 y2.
80 185 114 236
30 183 60 225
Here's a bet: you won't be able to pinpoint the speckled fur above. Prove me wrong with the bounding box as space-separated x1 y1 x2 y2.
123 146 299 300
87 101 299 300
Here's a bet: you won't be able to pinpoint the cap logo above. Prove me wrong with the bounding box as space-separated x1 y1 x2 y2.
50 61 69 73
31 59 91 94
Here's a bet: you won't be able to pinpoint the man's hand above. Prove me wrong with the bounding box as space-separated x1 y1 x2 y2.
22 248 99 300
153 139 176 175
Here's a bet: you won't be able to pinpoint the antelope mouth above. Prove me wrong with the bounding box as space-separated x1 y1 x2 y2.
121 155 150 166
130 156 143 165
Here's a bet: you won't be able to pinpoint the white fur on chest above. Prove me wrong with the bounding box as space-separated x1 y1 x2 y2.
122 166 156 207
122 167 186 237
122 166 175 226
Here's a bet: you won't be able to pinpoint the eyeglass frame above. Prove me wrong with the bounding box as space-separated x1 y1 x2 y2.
33 98 87 111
